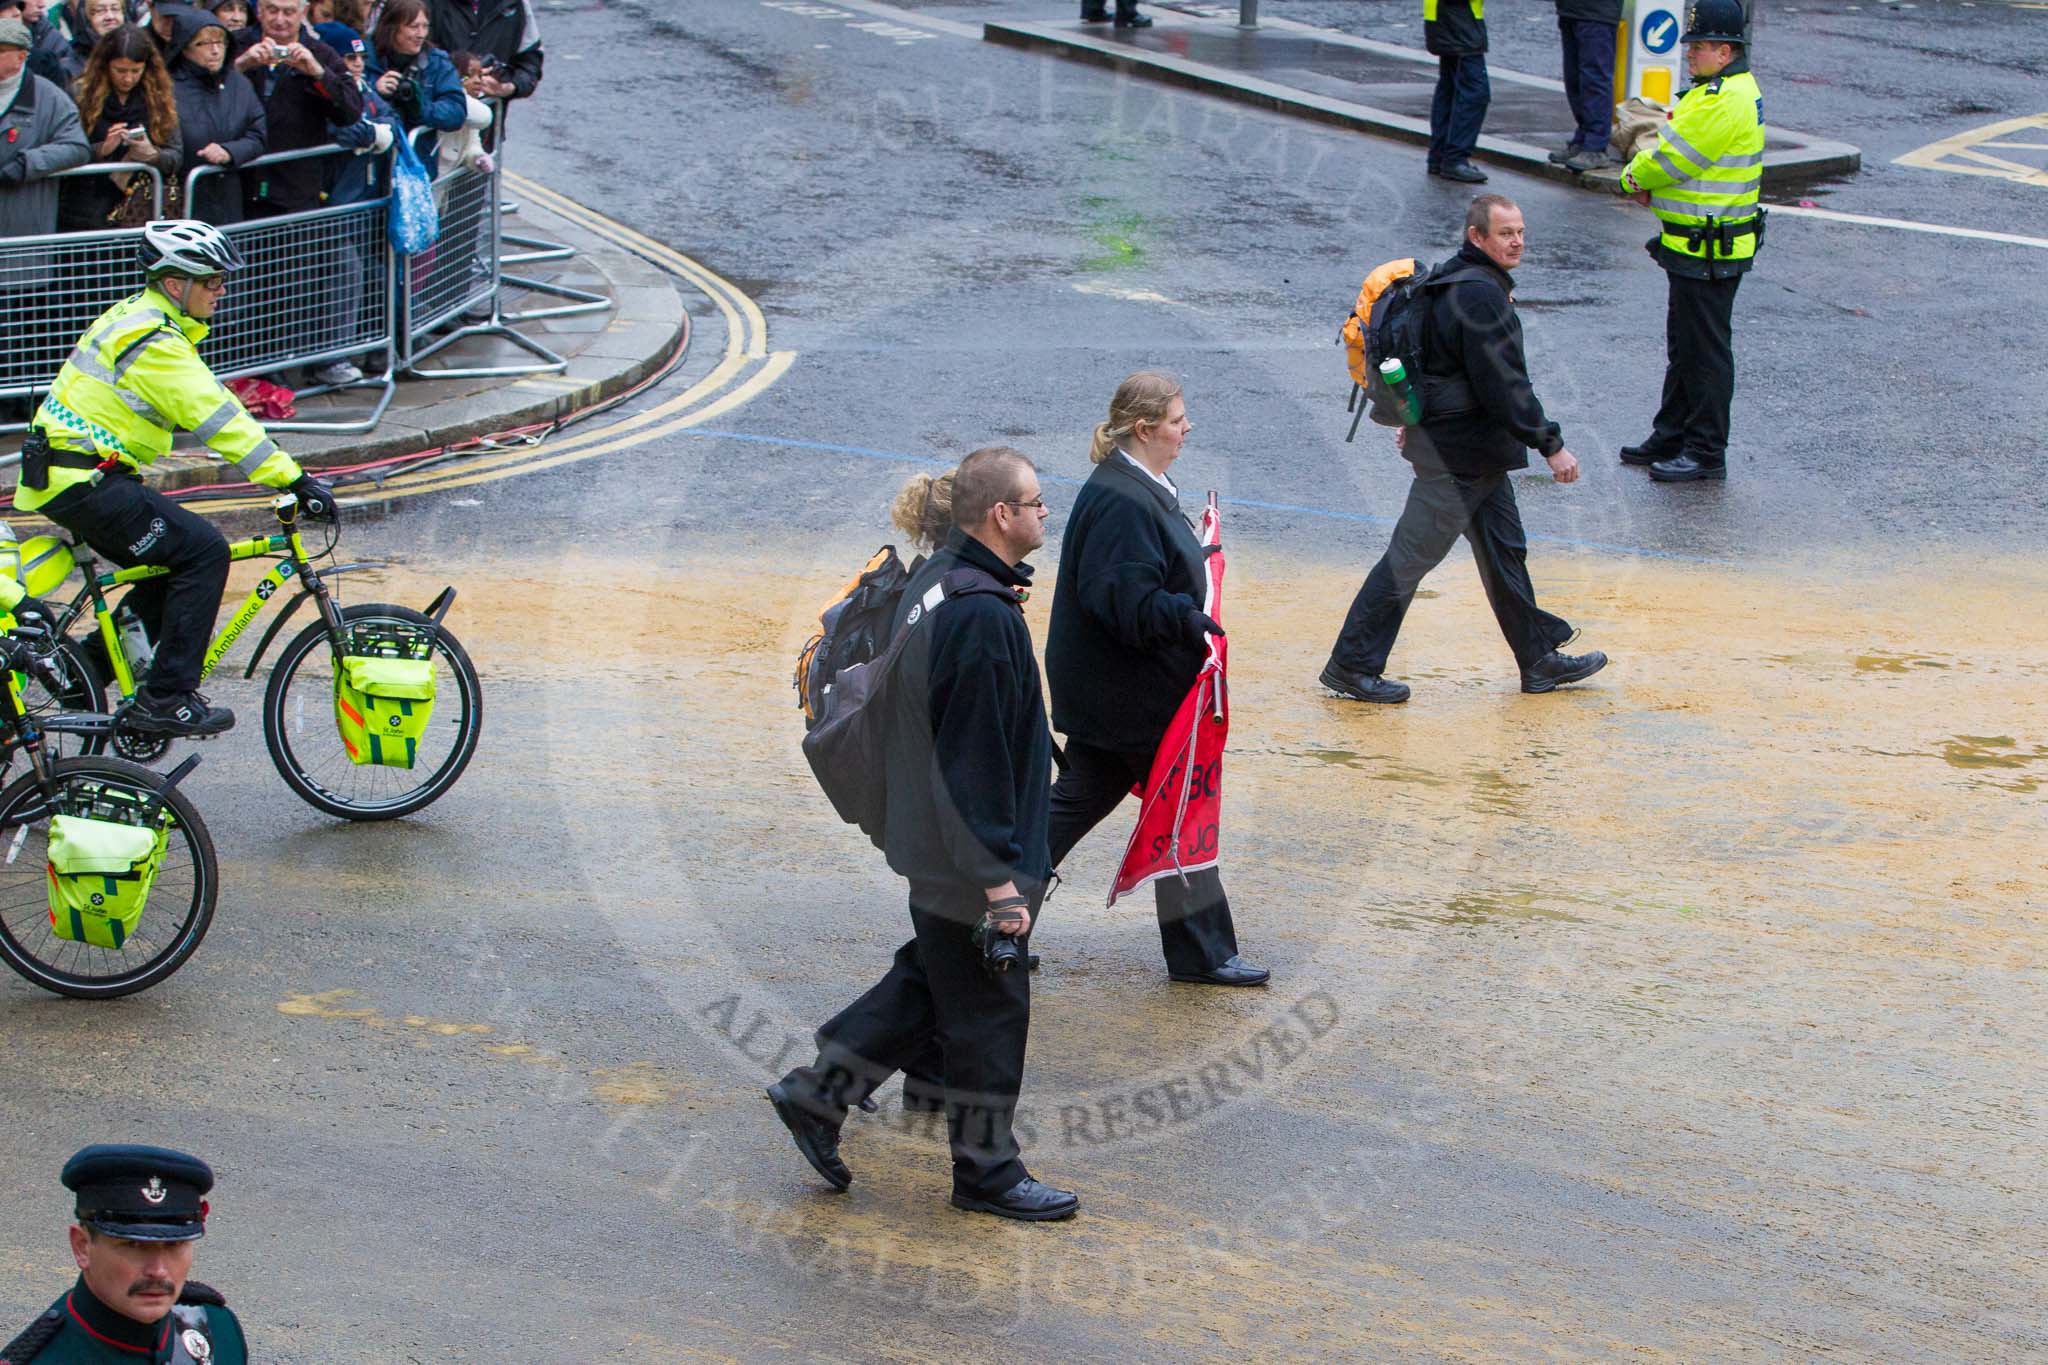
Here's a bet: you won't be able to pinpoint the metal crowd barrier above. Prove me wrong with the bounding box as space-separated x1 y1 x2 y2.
0 104 613 439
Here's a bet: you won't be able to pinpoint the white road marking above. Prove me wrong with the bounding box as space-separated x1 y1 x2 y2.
756 0 950 44
1770 202 2048 250
1070 281 1188 307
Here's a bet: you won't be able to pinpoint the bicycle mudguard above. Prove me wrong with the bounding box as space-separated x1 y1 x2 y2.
240 563 385 679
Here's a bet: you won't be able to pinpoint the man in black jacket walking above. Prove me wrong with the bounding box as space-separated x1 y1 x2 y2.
1322 195 1609 703
768 447 1079 1223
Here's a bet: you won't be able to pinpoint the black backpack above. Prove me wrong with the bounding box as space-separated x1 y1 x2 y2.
800 564 1013 849
1340 257 1437 441
793 545 914 731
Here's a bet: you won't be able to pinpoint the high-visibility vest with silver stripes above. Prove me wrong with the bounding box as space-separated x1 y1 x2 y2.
16 287 303 512
1621 69 1766 267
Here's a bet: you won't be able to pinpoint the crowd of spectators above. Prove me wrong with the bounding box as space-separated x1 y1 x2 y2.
0 0 542 382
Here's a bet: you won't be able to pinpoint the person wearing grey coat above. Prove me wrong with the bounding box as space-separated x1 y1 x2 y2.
0 48 91 236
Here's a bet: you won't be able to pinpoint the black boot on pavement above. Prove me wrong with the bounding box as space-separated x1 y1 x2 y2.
1320 664 1411 704
1081 5 1109 19
120 688 234 737
952 1176 1079 1221
1520 650 1609 694
1114 12 1152 26
1435 161 1488 183
1649 454 1727 482
1620 442 1676 466
766 1080 852 1190
1548 142 1580 164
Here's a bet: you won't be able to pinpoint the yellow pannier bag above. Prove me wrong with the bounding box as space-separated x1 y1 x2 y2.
46 814 169 950
334 655 437 768
18 535 77 596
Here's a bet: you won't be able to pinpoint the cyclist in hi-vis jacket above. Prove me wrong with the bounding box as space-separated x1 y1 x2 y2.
14 220 334 738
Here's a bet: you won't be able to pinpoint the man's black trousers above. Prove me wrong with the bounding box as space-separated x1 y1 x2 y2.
1047 739 1239 976
42 473 230 695
1328 468 1571 676
798 881 1034 1198
1647 271 1742 466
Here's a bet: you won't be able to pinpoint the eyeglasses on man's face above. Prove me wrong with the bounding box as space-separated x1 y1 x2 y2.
1002 497 1047 512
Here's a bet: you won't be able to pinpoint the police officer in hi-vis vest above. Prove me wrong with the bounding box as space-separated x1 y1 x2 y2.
12 220 334 739
1 1145 250 1364
1615 0 1764 482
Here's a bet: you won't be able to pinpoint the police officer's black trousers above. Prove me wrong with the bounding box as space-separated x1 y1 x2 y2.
1328 468 1571 675
1648 271 1742 465
799 881 1034 1198
41 473 230 695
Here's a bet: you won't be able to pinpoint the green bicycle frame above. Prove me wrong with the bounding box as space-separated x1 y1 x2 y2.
91 522 328 697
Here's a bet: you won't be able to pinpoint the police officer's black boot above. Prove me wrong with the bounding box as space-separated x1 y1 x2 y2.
1114 1 1152 26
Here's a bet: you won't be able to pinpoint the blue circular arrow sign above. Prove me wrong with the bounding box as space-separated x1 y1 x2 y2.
1641 8 1678 53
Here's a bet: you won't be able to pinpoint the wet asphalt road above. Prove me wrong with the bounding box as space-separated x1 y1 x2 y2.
2 2 2045 1360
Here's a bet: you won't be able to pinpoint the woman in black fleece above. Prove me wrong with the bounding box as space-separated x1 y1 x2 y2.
1041 370 1269 987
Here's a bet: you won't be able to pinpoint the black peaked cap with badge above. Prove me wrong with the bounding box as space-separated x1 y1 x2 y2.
60 1145 213 1242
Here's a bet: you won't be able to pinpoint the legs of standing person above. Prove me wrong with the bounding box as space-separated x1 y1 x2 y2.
1670 272 1741 466
1645 272 1690 457
1446 54 1490 167
1328 470 1468 677
1571 19 1616 154
1559 19 1585 155
1458 473 1573 668
1428 56 1457 172
43 476 231 695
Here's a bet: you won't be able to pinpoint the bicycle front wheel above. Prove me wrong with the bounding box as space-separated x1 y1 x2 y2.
0 756 219 999
15 637 110 759
263 603 483 821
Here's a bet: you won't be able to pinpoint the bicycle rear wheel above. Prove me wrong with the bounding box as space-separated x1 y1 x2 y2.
0 756 218 999
262 603 483 821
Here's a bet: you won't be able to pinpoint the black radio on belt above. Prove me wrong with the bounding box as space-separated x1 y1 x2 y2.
18 426 51 490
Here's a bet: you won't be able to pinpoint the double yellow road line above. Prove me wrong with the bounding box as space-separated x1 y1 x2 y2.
205 176 797 511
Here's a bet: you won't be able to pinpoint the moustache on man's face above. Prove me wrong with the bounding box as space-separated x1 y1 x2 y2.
127 1276 177 1298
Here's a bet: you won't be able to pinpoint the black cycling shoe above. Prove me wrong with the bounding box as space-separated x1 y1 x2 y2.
120 688 235 737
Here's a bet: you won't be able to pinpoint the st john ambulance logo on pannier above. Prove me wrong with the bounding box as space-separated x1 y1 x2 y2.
91 892 105 907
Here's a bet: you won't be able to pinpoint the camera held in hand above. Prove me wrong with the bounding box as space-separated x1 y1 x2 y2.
971 897 1029 977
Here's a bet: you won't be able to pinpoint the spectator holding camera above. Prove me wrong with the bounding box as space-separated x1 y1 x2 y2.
59 25 181 230
767 447 1080 1224
168 5 263 224
366 0 460 156
230 0 359 216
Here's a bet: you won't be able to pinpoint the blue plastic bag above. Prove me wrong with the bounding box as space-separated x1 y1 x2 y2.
387 134 439 255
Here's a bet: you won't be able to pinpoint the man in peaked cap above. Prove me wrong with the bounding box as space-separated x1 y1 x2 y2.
0 1145 248 1364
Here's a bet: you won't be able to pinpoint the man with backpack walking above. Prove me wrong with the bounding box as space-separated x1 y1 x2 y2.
769 447 1080 1223
1321 194 1609 703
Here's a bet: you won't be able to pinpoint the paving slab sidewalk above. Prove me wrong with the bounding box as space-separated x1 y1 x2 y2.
986 3 1859 187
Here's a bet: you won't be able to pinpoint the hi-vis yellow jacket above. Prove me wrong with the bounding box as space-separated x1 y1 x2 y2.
1620 63 1766 279
17 286 303 512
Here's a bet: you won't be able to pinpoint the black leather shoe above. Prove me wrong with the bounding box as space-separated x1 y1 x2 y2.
1081 5 1110 18
1520 650 1608 694
1619 442 1676 466
1648 453 1727 482
766 1081 851 1190
1170 954 1271 987
1114 12 1152 26
952 1177 1079 1221
1320 664 1410 704
1436 161 1488 183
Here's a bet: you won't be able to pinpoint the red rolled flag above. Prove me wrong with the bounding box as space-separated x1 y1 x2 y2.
1109 492 1227 906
